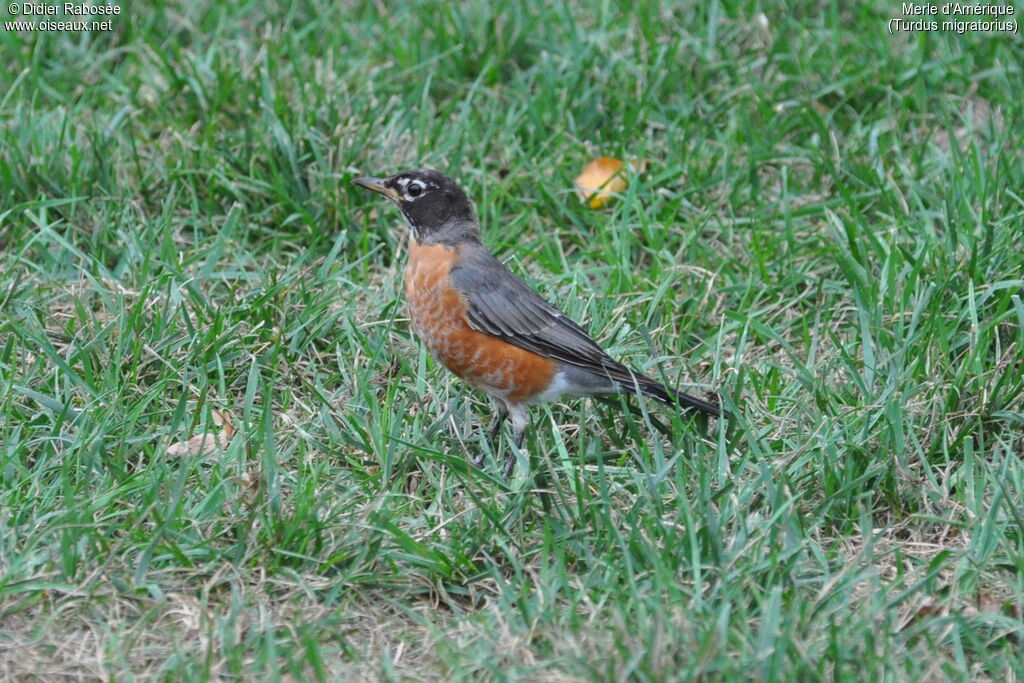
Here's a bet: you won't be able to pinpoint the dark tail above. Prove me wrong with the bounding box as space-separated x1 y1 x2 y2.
628 375 729 420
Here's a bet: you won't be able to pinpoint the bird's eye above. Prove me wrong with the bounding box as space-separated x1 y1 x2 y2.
407 181 425 198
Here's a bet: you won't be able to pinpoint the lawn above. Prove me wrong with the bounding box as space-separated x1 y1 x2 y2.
1 0 1022 679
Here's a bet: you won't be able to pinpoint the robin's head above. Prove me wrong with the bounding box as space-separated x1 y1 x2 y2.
353 168 479 244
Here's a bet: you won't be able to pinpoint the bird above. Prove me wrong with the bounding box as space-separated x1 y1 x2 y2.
353 168 727 477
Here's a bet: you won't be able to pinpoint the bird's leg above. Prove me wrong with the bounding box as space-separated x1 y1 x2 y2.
487 402 509 444
502 449 518 479
474 401 508 467
502 405 529 479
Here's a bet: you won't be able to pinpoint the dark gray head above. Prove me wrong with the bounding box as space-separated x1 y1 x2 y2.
352 168 480 245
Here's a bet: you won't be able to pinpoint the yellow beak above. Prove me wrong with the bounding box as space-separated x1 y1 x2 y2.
352 176 401 201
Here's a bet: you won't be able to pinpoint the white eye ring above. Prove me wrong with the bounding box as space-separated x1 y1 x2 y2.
407 180 426 198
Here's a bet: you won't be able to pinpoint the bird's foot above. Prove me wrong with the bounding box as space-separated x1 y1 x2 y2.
502 451 519 479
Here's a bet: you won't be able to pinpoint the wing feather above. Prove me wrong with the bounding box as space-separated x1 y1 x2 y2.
451 250 631 380
449 247 725 417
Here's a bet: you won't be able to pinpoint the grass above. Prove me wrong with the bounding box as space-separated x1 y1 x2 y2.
1 0 1022 679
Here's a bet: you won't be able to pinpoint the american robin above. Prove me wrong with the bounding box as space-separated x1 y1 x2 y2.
353 168 727 477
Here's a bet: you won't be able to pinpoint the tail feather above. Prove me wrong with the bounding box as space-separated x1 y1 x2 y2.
626 375 728 419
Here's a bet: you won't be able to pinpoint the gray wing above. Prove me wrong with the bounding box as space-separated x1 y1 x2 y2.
449 246 727 418
449 248 638 383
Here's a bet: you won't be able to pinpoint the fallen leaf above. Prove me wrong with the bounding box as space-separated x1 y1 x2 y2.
166 409 235 457
574 157 643 209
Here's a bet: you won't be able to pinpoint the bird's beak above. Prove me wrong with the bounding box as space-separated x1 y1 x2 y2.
352 176 401 202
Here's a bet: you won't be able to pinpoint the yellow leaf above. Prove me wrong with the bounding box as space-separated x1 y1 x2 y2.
574 157 642 209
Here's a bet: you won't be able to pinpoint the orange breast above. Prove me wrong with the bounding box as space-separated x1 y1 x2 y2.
405 240 556 403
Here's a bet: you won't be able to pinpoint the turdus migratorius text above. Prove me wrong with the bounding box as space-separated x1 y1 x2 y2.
353 168 726 476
